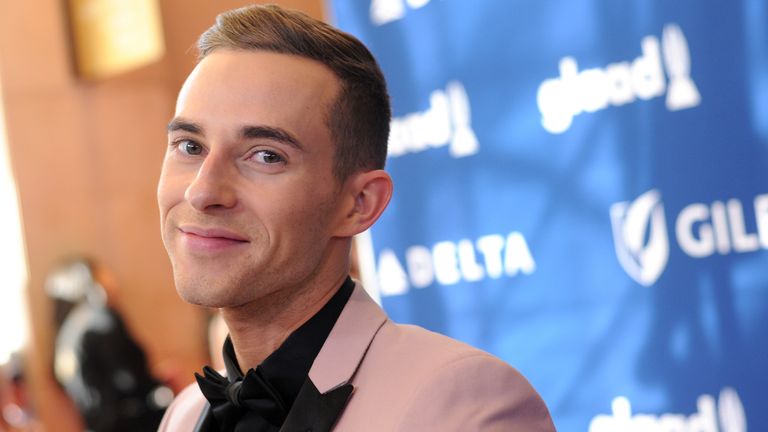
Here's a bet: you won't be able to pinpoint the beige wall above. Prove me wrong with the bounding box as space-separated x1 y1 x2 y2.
0 1 325 430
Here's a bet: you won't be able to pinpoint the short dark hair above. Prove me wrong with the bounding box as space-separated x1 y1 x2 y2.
197 4 390 181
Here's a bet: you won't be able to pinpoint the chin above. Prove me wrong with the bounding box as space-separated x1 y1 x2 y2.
175 284 214 307
173 273 225 308
173 269 259 309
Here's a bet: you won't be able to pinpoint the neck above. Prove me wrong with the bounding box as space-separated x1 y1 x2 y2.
221 254 350 371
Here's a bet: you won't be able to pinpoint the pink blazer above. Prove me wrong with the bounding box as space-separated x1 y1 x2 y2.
159 284 556 431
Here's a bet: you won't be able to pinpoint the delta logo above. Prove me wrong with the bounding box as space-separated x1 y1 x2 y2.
610 189 768 286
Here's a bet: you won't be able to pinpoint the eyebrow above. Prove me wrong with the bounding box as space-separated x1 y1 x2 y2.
167 118 202 134
242 125 304 152
167 118 304 152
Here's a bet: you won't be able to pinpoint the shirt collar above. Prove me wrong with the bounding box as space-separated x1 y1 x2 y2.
221 276 355 410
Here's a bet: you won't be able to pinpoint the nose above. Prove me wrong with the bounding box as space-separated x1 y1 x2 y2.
184 152 238 211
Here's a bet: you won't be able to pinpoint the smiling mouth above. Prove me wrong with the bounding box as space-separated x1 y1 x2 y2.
178 225 249 252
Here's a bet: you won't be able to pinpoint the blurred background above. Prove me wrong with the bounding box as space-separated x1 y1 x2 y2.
0 1 766 431
0 1 324 431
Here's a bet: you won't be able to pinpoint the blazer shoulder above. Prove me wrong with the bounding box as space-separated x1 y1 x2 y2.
375 320 502 363
400 351 556 432
359 321 556 432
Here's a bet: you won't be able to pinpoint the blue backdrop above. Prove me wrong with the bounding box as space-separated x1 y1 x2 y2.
330 1 768 430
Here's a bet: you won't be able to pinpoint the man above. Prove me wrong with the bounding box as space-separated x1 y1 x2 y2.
158 4 555 431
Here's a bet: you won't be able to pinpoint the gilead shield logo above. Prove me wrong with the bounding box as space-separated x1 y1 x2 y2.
612 190 768 286
610 189 669 287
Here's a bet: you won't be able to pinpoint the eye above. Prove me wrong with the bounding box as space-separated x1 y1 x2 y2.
176 139 204 156
251 150 285 165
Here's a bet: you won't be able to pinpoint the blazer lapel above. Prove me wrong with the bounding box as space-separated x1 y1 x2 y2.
279 379 354 432
308 283 387 393
194 284 387 432
192 403 214 432
281 283 387 431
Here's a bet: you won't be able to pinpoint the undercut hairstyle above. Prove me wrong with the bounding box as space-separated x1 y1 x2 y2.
197 4 391 181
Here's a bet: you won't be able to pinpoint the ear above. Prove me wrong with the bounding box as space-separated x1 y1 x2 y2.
333 169 393 237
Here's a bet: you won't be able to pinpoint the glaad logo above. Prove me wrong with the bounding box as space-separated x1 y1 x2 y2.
537 23 702 134
610 189 669 287
662 24 702 111
388 81 479 159
370 0 433 26
612 190 768 286
589 387 747 432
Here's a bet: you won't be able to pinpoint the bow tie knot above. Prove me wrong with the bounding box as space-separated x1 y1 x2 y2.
226 380 244 407
195 365 287 431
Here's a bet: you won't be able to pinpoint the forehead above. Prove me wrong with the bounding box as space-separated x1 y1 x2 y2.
175 49 341 140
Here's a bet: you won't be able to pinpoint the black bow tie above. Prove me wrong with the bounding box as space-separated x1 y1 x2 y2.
195 366 287 432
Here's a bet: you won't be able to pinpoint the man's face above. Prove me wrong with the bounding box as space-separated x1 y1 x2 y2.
158 50 345 308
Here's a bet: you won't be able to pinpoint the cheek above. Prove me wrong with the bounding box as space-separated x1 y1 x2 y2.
288 189 339 234
157 166 186 218
257 187 336 239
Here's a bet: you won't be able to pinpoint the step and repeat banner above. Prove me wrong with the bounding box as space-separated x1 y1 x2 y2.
330 1 767 430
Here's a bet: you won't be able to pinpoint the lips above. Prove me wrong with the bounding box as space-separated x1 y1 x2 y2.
178 225 249 253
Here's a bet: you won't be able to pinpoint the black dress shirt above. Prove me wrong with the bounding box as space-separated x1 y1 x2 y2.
196 277 354 431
